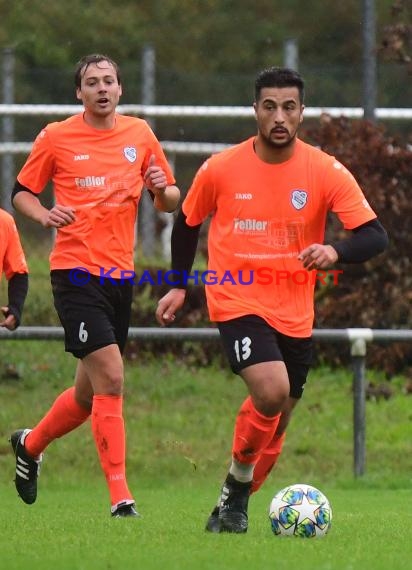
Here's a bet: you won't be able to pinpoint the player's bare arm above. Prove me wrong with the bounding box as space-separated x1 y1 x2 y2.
143 154 180 212
152 185 180 213
13 191 76 228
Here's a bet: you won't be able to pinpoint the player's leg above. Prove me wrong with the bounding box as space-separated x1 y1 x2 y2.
80 275 137 517
80 344 137 517
250 397 297 493
10 363 92 505
214 362 288 533
10 270 97 505
206 315 288 533
251 333 313 493
24 361 93 455
11 270 136 516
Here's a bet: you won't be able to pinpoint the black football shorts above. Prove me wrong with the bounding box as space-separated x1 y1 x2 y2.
217 314 313 399
51 269 133 358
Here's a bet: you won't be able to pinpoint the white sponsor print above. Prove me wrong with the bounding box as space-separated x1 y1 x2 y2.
232 216 305 257
291 189 308 210
234 218 268 232
235 193 253 200
75 176 106 188
124 146 137 163
74 154 90 161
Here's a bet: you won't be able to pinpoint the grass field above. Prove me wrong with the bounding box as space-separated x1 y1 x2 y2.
0 482 410 570
0 340 411 569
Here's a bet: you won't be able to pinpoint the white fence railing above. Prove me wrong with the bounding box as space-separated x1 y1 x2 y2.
0 141 232 156
2 104 412 159
2 103 412 119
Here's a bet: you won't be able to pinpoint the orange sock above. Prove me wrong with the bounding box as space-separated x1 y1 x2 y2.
25 387 90 457
232 396 280 466
91 394 133 507
251 431 286 494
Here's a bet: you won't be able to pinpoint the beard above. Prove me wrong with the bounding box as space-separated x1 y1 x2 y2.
260 126 299 149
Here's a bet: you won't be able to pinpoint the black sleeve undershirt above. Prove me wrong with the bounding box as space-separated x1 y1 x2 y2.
170 209 201 288
7 272 29 327
330 218 388 263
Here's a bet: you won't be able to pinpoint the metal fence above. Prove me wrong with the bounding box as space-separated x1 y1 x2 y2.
2 102 412 254
2 325 411 478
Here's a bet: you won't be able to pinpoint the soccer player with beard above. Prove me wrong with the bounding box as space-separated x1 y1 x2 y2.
156 67 388 533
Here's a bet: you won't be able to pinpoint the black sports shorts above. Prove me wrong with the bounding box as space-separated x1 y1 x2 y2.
51 269 133 359
217 314 313 399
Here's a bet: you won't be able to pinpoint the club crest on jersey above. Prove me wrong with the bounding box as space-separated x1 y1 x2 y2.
291 189 308 210
124 147 137 163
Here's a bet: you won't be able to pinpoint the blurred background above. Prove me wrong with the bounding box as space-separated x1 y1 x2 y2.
1 0 412 372
1 0 411 210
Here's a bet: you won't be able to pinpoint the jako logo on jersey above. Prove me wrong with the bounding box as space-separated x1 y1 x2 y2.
291 189 308 210
74 154 90 161
75 176 106 188
235 193 253 200
124 147 137 163
234 218 268 231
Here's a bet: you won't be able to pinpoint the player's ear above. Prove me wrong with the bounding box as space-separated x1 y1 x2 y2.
76 88 82 101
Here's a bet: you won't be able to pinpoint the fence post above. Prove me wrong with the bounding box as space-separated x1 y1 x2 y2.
283 38 299 71
351 336 367 477
362 0 377 121
139 43 157 259
158 152 176 261
2 47 15 212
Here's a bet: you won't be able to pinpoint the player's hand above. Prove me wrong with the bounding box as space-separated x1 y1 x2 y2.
298 244 338 270
42 204 76 229
156 288 186 326
144 154 168 195
0 306 17 331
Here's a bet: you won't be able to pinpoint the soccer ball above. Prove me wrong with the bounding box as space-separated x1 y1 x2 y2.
269 483 332 538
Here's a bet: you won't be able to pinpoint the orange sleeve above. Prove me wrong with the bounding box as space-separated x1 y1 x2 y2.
182 159 217 226
2 214 28 279
324 158 377 229
17 127 56 194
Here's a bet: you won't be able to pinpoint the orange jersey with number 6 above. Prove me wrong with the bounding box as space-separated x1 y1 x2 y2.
17 113 175 278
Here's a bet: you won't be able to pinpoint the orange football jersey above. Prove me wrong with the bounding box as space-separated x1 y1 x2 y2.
183 137 376 337
18 113 175 278
0 209 28 281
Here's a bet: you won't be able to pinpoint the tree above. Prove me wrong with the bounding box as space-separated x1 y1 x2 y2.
303 114 412 375
380 0 412 70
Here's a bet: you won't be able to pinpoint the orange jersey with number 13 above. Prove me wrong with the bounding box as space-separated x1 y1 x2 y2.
183 137 376 337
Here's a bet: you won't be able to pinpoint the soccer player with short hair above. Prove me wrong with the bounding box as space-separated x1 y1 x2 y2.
0 208 28 330
156 67 388 533
10 54 180 517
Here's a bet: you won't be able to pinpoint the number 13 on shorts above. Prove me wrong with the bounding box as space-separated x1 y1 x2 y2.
234 336 252 362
